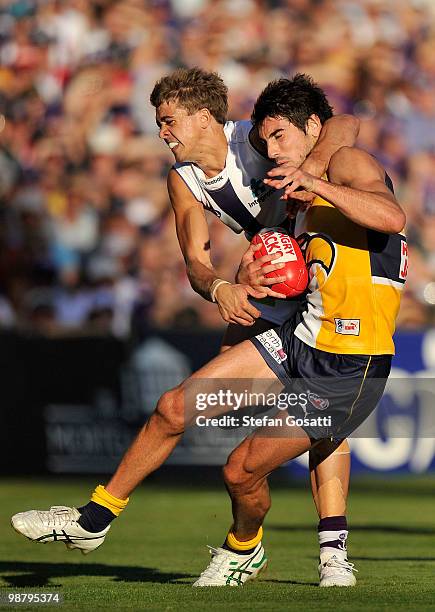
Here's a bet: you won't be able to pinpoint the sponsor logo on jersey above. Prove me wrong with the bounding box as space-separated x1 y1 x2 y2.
307 390 329 410
247 186 277 209
203 174 225 186
255 329 287 364
335 318 360 336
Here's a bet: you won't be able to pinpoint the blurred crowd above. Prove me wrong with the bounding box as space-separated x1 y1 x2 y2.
0 0 434 337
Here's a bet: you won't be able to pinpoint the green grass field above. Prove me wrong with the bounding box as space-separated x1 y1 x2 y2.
1 475 435 611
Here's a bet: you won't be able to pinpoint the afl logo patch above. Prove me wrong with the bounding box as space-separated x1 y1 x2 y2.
307 390 329 411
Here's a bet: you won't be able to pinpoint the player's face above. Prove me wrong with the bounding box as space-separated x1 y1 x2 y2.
258 116 319 167
156 100 204 162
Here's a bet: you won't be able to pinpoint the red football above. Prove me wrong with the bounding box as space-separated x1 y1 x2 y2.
251 227 308 298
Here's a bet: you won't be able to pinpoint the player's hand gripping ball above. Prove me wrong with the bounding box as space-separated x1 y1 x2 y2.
251 228 308 298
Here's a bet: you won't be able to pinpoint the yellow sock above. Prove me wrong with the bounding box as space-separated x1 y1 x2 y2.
226 526 263 552
91 485 129 517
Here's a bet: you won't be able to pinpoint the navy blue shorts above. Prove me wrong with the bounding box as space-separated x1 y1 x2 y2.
251 317 391 440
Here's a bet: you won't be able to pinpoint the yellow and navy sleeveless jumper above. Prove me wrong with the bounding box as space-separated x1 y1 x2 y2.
294 175 407 356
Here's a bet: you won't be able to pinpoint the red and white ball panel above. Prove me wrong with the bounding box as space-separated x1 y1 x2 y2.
251 227 308 298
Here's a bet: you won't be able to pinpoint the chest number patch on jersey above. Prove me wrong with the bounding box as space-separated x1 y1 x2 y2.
335 318 360 336
399 239 408 281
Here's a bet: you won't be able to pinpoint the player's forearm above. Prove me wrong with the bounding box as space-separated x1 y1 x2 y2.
311 178 406 234
186 259 226 301
310 115 360 176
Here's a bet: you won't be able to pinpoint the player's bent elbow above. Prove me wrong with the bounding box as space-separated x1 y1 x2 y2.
390 210 406 234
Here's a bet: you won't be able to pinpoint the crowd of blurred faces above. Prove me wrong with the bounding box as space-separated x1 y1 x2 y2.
0 0 434 337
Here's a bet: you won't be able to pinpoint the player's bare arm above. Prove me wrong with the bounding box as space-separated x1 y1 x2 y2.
167 169 216 297
300 114 360 178
168 169 266 325
268 147 406 234
323 147 405 233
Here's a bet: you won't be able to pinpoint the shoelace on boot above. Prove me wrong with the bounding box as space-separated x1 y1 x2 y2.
36 507 79 528
198 546 233 579
323 557 358 574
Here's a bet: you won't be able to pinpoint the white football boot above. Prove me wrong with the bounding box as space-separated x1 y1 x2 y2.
11 506 110 555
193 542 267 587
318 551 357 587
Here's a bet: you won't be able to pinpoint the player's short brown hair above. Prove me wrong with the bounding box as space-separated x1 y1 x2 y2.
150 67 228 124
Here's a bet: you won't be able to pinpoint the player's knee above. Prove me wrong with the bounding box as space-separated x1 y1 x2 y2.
223 456 251 493
155 387 185 435
223 459 271 514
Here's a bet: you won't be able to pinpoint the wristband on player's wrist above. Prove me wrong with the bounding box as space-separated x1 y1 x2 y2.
210 278 231 303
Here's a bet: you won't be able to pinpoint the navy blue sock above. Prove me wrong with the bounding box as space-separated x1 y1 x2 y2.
77 501 116 533
318 515 348 553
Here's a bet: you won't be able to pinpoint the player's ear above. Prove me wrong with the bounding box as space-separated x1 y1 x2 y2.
306 114 322 138
198 108 212 128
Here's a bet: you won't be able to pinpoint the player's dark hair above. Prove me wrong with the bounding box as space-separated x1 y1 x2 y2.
251 74 333 132
150 67 228 124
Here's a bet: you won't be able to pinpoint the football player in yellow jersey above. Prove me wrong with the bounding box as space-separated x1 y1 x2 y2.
11 74 406 589
215 74 406 586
